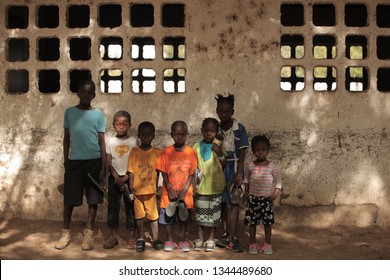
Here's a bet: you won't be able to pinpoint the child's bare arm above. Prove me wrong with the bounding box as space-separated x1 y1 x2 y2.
63 128 70 165
235 147 247 185
98 132 106 181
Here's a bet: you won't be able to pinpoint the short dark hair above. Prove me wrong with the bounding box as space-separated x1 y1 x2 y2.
215 93 235 108
251 135 271 150
138 121 155 133
113 110 131 123
171 120 188 132
202 117 219 129
77 79 95 92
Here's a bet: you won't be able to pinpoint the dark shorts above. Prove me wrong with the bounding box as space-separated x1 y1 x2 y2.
243 195 275 226
64 158 103 206
158 207 192 225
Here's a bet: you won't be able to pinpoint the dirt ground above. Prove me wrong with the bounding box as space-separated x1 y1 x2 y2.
1 217 389 260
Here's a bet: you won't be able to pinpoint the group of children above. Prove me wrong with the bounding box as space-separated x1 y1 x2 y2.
55 79 283 255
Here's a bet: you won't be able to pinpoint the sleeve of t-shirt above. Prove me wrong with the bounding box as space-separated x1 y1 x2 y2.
189 148 197 175
127 149 134 173
238 123 249 149
97 110 105 133
156 149 167 173
272 164 283 190
105 137 110 154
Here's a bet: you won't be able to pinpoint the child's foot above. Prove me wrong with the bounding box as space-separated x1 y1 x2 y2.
204 240 216 252
248 243 260 255
136 239 145 252
81 229 94 251
103 236 118 249
226 237 244 252
178 241 190 252
260 243 273 255
216 233 228 248
152 240 164 250
126 238 137 250
55 229 71 250
164 241 175 252
193 239 203 251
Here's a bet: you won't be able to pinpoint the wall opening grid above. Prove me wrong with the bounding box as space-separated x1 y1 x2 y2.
3 2 186 94
280 2 390 93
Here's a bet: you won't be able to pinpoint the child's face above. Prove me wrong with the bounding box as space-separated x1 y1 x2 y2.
253 142 269 162
216 103 234 124
138 127 155 147
77 84 95 107
201 122 218 143
171 125 188 148
113 116 130 136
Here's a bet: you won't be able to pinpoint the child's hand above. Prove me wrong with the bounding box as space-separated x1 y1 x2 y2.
212 143 222 155
115 176 127 187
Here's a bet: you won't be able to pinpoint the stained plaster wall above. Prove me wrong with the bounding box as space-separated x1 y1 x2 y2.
0 0 389 227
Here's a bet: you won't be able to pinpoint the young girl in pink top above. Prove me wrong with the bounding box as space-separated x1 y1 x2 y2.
243 135 282 255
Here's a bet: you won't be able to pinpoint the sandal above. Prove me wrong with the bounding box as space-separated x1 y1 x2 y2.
103 236 118 249
153 240 164 250
127 238 137 250
136 239 145 252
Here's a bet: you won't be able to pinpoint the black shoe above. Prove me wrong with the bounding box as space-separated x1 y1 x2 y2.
153 240 164 250
136 239 145 252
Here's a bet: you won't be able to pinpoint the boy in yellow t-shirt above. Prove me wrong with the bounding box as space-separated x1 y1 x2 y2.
128 121 163 252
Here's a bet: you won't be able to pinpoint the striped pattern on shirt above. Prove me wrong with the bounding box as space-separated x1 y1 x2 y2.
244 161 282 197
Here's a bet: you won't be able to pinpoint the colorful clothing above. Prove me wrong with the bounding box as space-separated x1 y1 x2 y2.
106 136 138 176
195 194 222 227
243 162 282 197
64 107 105 160
128 146 161 195
157 145 197 209
193 139 226 195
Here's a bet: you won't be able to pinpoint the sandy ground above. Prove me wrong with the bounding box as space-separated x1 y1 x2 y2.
1 217 389 260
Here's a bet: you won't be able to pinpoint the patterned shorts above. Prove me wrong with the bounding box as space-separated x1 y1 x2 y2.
243 196 275 226
195 194 222 227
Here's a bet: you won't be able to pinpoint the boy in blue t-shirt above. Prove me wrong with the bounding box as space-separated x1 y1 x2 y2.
55 79 106 251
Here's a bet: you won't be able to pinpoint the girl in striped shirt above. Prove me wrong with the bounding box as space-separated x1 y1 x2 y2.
243 135 282 255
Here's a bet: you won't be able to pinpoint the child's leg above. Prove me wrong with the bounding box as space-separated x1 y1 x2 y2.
107 176 121 236
209 226 215 241
264 224 272 244
229 203 239 238
150 220 159 240
198 225 205 241
86 204 98 230
136 219 144 239
249 225 256 244
165 224 173 241
179 222 187 241
63 205 73 229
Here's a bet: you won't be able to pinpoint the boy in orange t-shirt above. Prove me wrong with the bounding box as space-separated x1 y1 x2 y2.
157 121 197 253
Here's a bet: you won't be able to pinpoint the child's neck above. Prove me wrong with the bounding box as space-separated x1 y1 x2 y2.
140 144 152 151
116 134 129 139
174 144 186 152
254 159 269 166
220 118 233 131
76 103 93 110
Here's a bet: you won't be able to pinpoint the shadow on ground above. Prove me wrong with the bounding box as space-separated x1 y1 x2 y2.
1 218 389 260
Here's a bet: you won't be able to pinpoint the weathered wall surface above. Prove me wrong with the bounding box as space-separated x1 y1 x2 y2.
1 0 389 227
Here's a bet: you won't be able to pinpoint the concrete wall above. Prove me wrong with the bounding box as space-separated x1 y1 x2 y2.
1 0 390 227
